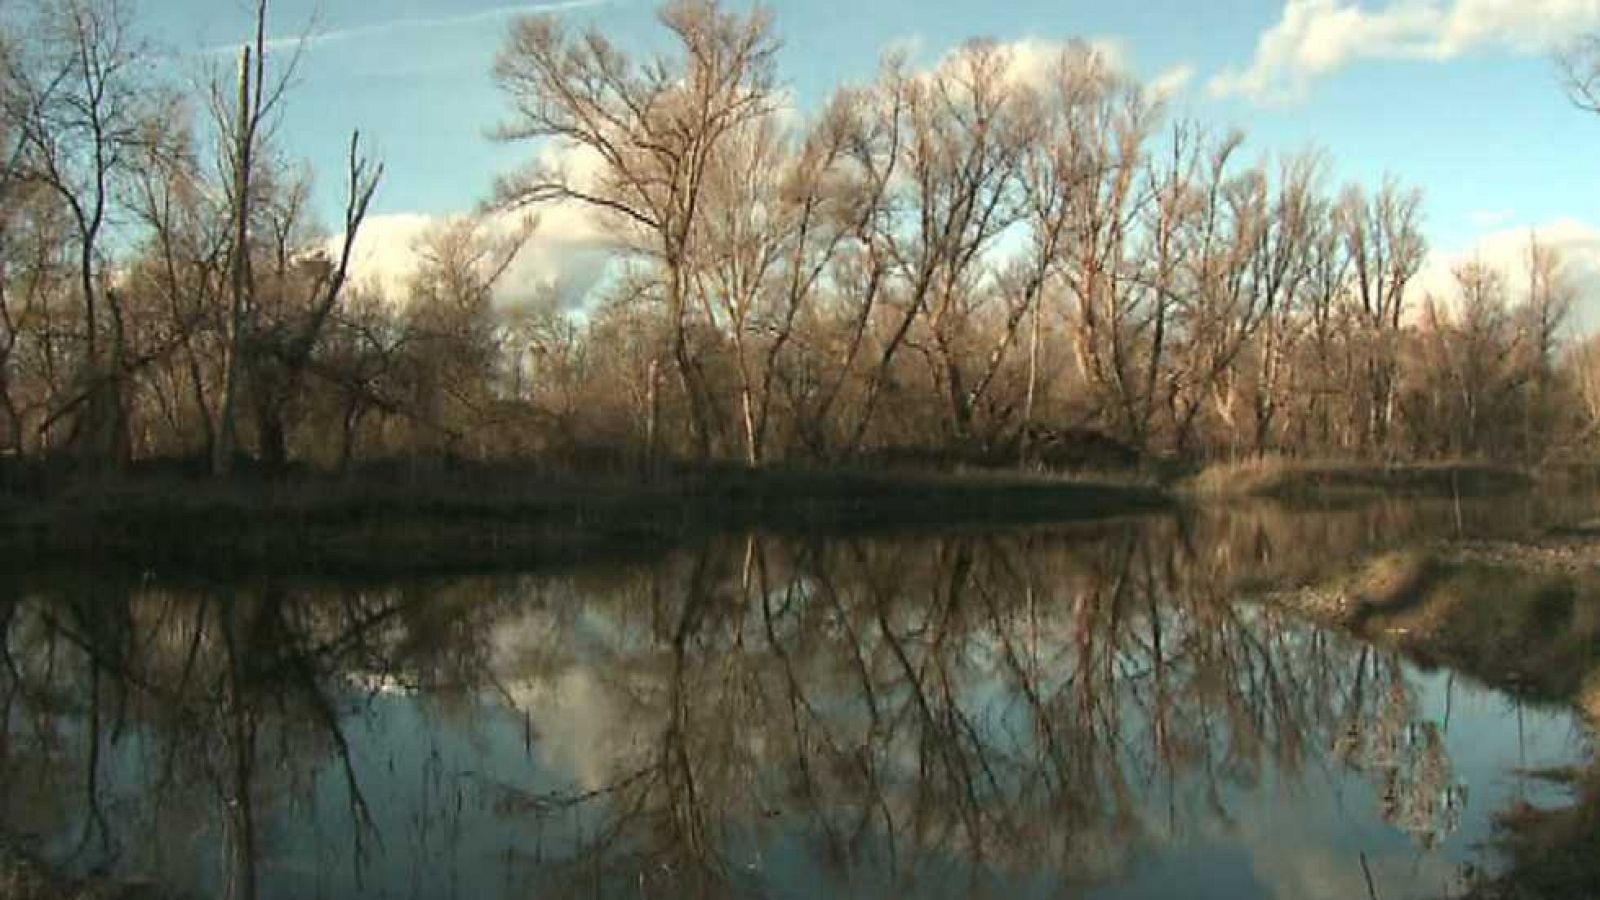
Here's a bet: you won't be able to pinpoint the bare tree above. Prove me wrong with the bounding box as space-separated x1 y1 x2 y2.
1337 180 1425 454
392 214 533 458
1561 34 1600 114
493 0 781 462
1512 234 1573 457
1162 130 1263 454
1522 234 1572 386
1425 262 1515 455
1566 332 1600 446
5 0 164 468
208 0 314 474
124 84 240 456
890 41 1032 448
245 134 382 469
0 27 26 453
0 0 1583 472
1039 49 1161 448
1006 43 1155 456
1241 152 1323 455
787 83 905 457
692 102 858 464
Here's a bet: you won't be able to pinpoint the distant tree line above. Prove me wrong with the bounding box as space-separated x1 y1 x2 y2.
2 0 1597 476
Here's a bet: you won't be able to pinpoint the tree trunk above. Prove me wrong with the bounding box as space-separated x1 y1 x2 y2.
667 264 711 460
215 45 254 477
1020 298 1040 466
254 386 288 472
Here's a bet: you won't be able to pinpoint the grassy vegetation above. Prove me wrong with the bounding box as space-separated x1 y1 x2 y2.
0 459 1171 577
1183 455 1534 501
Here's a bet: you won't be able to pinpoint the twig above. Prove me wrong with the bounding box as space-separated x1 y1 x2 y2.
1360 851 1380 900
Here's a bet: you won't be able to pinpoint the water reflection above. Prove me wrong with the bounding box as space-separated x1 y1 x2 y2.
1 500 1591 899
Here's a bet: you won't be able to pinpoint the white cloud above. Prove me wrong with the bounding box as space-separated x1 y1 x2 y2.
339 202 614 312
340 212 437 300
338 140 618 311
487 608 647 793
916 35 1191 100
1211 0 1600 103
1414 217 1600 333
1148 63 1198 102
891 34 1125 86
998 37 1130 88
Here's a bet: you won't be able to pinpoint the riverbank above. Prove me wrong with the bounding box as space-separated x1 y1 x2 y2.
0 463 1170 577
1275 546 1600 704
1 454 1576 578
1265 535 1600 899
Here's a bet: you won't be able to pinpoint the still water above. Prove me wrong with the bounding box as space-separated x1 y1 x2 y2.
2 496 1596 899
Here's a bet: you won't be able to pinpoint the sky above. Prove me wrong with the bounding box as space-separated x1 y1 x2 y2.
140 0 1600 322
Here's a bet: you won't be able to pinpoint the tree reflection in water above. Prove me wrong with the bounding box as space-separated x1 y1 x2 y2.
0 501 1588 899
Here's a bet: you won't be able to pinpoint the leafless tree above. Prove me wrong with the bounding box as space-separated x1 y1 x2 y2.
4 0 166 467
1561 34 1600 114
245 134 381 469
1337 180 1425 454
1054 51 1160 446
493 0 781 462
1244 152 1323 455
0 0 1590 473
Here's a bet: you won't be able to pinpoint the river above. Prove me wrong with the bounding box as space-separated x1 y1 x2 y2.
3 493 1596 899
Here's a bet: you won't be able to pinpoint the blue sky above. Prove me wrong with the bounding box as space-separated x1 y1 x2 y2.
143 0 1600 313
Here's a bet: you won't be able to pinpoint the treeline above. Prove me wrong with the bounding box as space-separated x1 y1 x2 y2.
1 0 1595 477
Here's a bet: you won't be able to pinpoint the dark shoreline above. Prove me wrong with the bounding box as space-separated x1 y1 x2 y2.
0 457 1559 579
0 454 1561 573
0 463 1173 578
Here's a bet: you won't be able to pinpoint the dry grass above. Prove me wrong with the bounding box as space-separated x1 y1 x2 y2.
1583 671 1600 731
1184 457 1533 501
1185 454 1297 497
1348 550 1438 615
